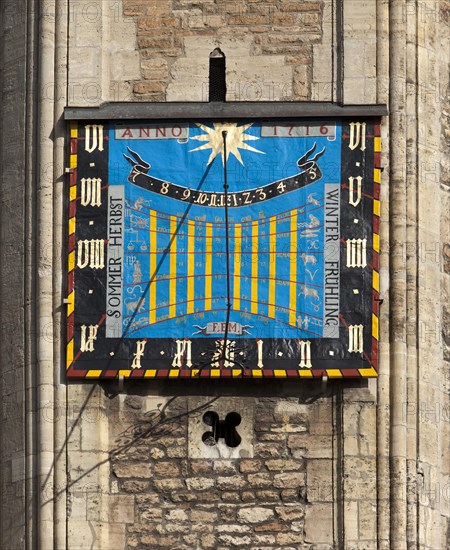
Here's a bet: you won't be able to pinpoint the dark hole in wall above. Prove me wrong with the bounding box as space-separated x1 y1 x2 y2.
202 411 241 447
209 48 226 102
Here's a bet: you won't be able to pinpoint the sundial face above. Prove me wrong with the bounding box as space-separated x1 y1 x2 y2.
67 118 381 379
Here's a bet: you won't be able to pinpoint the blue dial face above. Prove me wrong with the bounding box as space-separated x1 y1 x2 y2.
107 120 341 341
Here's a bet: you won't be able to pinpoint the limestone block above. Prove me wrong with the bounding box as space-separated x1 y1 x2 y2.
306 459 334 502
104 523 126 550
246 473 272 488
68 520 99 549
288 434 333 459
110 51 141 81
313 44 333 83
358 500 377 540
166 58 208 101
237 506 274 523
68 493 87 520
110 4 139 51
304 503 333 544
343 457 376 501
344 500 359 541
216 523 251 533
108 494 135 523
239 460 262 473
185 477 215 491
275 505 305 521
359 404 377 456
68 451 111 492
166 509 188 521
216 475 247 490
213 460 237 474
273 472 305 489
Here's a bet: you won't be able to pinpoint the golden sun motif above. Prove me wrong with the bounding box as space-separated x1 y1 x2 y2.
189 122 265 166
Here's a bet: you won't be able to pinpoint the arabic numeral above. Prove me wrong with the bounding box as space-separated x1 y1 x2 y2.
256 188 266 201
243 192 252 204
309 165 318 180
320 125 329 135
161 182 170 194
277 182 286 194
195 193 208 205
182 188 191 200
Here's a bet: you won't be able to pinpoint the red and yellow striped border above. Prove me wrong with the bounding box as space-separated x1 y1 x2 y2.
71 367 377 380
66 121 78 371
371 121 381 373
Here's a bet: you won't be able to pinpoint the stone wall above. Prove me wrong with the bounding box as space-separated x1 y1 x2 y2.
67 0 378 105
0 0 33 547
64 383 379 549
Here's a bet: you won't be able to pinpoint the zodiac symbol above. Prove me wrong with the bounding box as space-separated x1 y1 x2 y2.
298 286 322 313
128 317 147 330
125 298 146 315
297 315 310 330
126 255 137 266
127 285 143 295
301 253 317 266
300 229 320 238
133 197 144 211
305 268 319 280
132 261 142 284
307 193 321 206
308 240 320 249
298 285 320 301
126 229 147 251
308 214 320 228
130 215 149 229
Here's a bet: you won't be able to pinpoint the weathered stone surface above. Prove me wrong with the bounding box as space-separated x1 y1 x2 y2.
273 472 306 489
112 463 152 479
237 507 275 523
216 475 247 490
305 503 333 544
185 477 215 491
266 459 303 471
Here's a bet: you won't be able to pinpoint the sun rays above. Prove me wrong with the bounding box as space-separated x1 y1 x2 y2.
189 122 265 165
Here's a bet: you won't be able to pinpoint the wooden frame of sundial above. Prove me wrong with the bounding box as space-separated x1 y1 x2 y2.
64 102 386 380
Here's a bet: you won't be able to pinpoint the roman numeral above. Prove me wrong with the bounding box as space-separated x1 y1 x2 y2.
77 239 105 269
172 339 192 368
298 340 312 369
348 122 366 151
80 324 98 352
346 238 367 268
131 340 147 369
84 124 104 153
211 339 236 368
80 178 102 207
348 324 364 353
257 339 263 369
348 176 362 207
